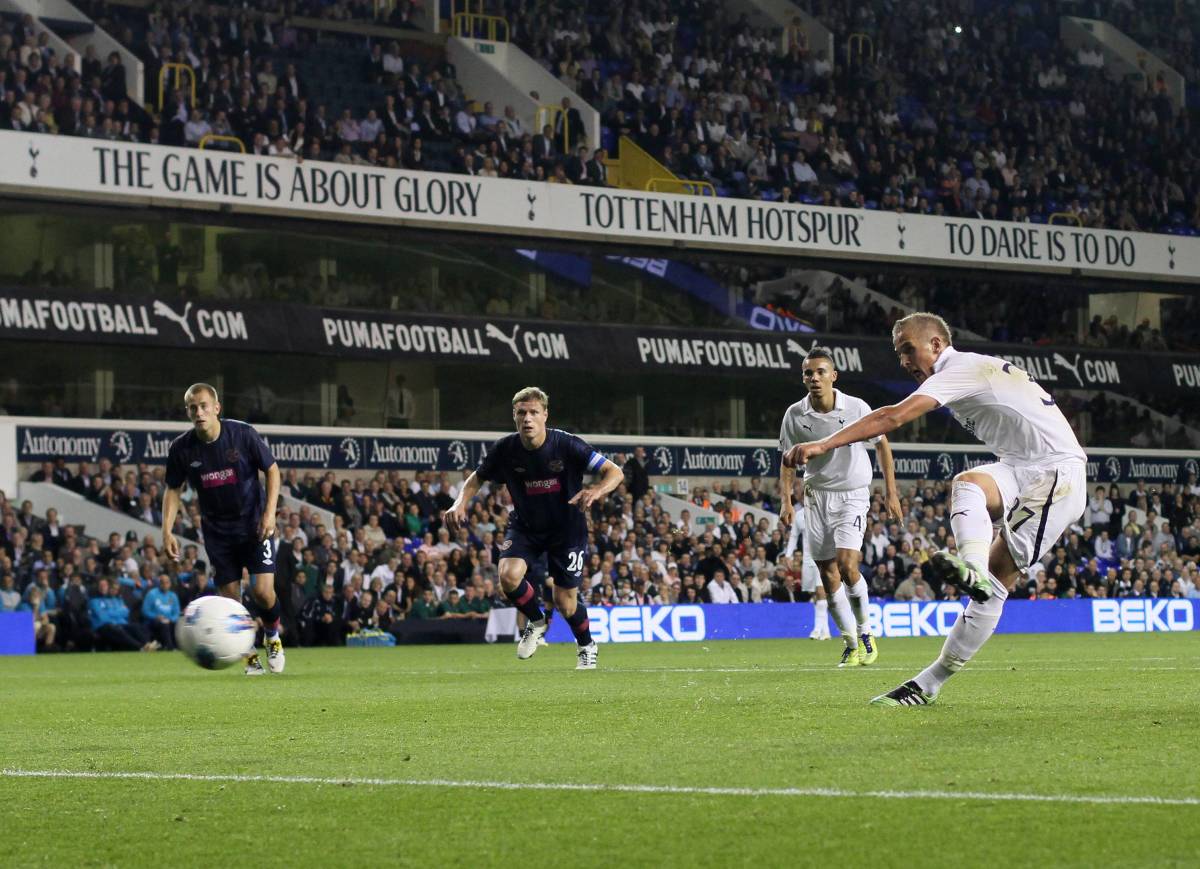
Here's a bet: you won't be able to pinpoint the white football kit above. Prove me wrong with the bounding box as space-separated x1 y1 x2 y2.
780 389 879 561
914 346 1087 568
782 502 820 592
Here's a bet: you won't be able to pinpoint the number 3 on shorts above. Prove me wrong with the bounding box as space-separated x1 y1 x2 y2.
262 538 274 565
567 550 585 574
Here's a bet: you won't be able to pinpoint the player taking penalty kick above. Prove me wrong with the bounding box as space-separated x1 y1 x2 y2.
784 314 1086 706
162 383 285 676
443 387 624 669
779 347 902 667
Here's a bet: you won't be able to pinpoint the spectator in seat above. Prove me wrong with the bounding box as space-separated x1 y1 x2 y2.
300 580 343 646
623 446 650 501
409 587 439 620
532 123 557 165
0 573 21 611
19 586 57 650
142 574 181 650
706 568 738 603
462 584 491 619
437 587 468 618
88 578 156 651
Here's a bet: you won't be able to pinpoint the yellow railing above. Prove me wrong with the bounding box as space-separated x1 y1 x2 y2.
847 33 874 65
603 155 624 188
449 0 485 23
646 177 716 196
158 62 196 110
1049 212 1083 226
785 22 808 53
453 12 509 41
198 134 247 153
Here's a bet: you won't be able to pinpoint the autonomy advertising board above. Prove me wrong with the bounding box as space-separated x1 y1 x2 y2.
16 423 1200 483
541 600 1199 643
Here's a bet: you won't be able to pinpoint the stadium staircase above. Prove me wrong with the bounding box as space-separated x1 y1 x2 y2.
753 269 989 340
656 491 723 531
18 482 198 546
1060 16 1186 110
445 25 600 155
607 135 715 196
1 0 143 105
1060 390 1200 450
725 0 833 61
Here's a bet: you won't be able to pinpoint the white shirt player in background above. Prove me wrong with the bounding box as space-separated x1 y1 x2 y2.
779 347 902 667
781 479 830 639
784 313 1087 706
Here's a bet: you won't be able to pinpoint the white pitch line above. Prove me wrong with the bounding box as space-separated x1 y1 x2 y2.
375 665 1195 676
3 768 1198 808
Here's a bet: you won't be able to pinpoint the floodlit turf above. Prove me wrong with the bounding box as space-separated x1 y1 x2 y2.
3 633 1199 868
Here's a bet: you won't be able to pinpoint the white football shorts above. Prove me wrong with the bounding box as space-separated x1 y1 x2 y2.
803 486 870 562
972 460 1087 569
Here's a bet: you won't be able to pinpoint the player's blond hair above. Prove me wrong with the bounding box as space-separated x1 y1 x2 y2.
892 312 953 344
511 386 549 410
184 382 220 404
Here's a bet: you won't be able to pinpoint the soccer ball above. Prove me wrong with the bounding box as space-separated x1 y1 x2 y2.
176 595 257 670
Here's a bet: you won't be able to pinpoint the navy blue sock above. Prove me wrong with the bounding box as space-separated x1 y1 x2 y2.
505 580 545 623
260 598 282 637
565 605 592 646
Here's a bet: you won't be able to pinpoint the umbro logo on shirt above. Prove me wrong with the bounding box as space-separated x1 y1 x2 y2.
189 461 202 468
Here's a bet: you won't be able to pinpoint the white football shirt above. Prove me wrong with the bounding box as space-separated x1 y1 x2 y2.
914 346 1086 464
779 389 879 491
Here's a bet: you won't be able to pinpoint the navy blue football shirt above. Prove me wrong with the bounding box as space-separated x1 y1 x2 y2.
476 429 606 537
165 419 276 540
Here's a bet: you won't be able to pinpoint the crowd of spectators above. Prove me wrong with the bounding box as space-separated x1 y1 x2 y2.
489 0 1199 233
7 450 1200 653
2 0 614 185
763 266 1197 353
8 0 1200 233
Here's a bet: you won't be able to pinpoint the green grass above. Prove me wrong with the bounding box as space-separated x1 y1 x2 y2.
3 633 1199 868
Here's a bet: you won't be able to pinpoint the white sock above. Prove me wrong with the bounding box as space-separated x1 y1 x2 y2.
785 516 801 558
913 481 1010 695
813 597 829 636
914 579 1009 695
949 481 996 581
830 584 858 649
846 577 870 636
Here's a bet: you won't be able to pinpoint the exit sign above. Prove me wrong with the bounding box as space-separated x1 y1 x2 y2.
476 43 495 54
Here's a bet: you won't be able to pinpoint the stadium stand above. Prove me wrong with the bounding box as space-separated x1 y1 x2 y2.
7 1 1196 231
224 0 1200 231
7 457 1200 652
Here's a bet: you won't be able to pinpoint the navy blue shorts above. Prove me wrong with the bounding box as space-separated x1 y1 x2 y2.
499 527 588 589
205 534 276 586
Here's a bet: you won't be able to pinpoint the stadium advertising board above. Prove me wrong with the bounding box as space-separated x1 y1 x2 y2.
16 424 1200 483
0 612 36 655
2 287 1195 397
541 600 1199 643
2 130 1197 281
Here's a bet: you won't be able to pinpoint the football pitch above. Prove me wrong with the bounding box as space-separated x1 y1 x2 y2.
3 633 1198 868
